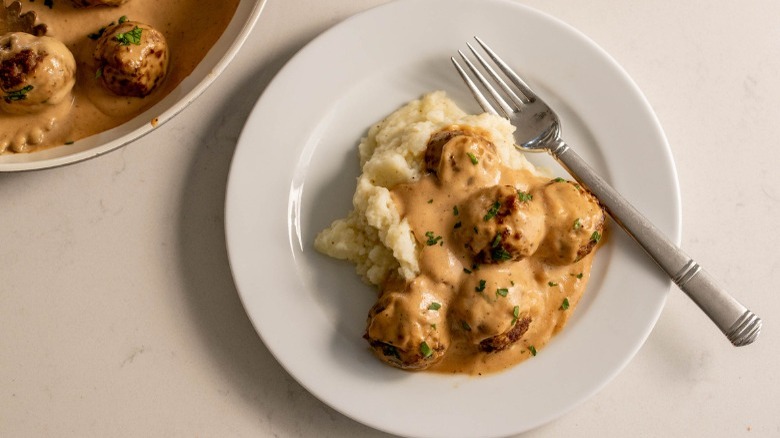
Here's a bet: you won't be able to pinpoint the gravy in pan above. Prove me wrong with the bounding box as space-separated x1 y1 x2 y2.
364 126 606 375
0 0 239 153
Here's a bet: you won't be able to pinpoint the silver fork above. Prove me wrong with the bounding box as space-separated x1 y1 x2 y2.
452 37 761 346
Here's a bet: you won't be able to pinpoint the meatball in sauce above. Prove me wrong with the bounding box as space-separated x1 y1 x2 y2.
94 21 169 97
367 126 606 374
0 32 76 152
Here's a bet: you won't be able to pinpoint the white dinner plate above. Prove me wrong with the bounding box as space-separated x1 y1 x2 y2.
225 1 681 437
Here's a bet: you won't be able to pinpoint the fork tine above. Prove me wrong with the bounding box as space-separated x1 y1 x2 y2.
473 36 537 102
457 50 514 118
466 42 528 108
450 57 499 116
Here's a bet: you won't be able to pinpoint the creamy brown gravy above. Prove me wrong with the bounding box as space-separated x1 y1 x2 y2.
0 0 239 152
368 126 603 375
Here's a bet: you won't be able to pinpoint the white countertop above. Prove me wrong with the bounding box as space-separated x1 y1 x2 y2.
2 0 779 436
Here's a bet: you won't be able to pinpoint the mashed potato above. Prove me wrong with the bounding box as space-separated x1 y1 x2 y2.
314 91 538 286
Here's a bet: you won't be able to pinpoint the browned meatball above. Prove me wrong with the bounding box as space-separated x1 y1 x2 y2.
534 178 606 265
480 315 531 353
70 0 128 8
454 184 545 263
424 128 501 189
364 276 448 370
450 275 531 352
0 33 75 114
94 21 169 97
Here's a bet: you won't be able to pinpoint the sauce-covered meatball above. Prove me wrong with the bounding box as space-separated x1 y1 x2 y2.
93 21 169 97
450 275 532 353
534 179 606 265
425 128 501 189
454 184 545 263
69 0 128 8
0 32 75 115
364 276 448 370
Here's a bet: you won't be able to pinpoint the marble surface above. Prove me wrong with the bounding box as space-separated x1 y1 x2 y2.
2 0 779 436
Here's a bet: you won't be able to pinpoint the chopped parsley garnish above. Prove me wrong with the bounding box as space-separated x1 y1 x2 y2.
64 140 74 145
466 152 478 164
453 205 459 216
4 85 33 102
573 218 582 230
548 281 558 287
554 177 565 183
491 246 512 261
560 297 570 310
463 267 472 274
475 279 486 292
95 67 103 79
428 302 442 311
496 288 509 297
420 342 433 358
529 345 537 356
576 272 583 279
454 221 462 229
491 234 502 248
483 201 501 221
461 321 472 331
118 15 128 24
517 191 533 202
591 231 602 243
115 26 143 46
427 199 433 204
425 231 442 246
511 305 520 325
431 323 437 330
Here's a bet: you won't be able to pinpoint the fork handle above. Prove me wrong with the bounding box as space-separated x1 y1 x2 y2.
550 139 761 346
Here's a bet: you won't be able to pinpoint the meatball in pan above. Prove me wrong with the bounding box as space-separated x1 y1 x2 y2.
0 32 76 114
94 21 169 97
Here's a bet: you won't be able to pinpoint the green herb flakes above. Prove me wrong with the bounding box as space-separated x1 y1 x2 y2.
491 246 512 261
573 218 582 230
529 345 537 356
483 201 501 221
420 342 433 358
466 152 478 165
591 231 602 243
517 191 533 202
475 279 486 292
428 302 442 311
4 85 33 102
425 231 442 246
560 297 570 310
496 288 509 297
115 26 142 46
511 305 520 325
548 281 558 287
